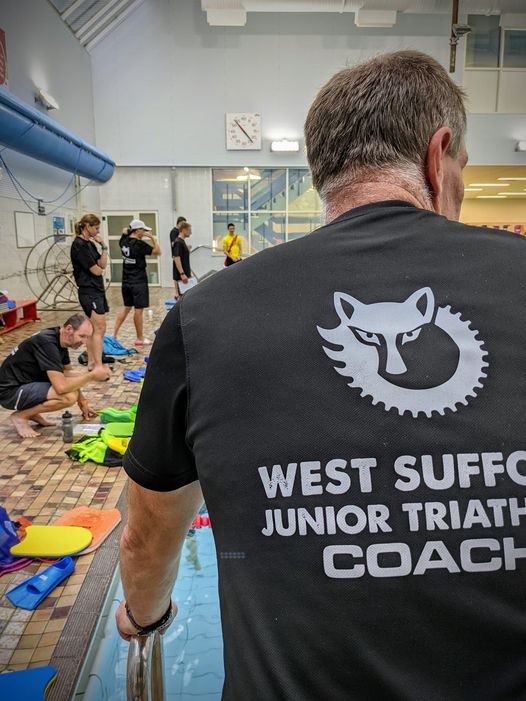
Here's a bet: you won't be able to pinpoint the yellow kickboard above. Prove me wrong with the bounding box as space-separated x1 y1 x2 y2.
10 525 93 557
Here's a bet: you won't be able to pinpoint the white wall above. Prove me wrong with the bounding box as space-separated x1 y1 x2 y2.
92 0 467 167
0 0 102 299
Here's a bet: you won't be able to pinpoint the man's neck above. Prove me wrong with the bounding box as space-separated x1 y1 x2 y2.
324 182 433 224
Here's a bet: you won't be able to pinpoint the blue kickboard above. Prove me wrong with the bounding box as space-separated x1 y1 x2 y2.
0 665 57 700
6 557 74 610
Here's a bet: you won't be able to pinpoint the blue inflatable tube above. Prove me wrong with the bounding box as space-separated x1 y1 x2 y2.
0 86 115 183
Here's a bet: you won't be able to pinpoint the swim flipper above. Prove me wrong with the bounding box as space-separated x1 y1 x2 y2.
0 666 57 700
6 558 74 610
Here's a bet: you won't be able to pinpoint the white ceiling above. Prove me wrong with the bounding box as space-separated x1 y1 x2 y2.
48 0 526 47
201 1 526 27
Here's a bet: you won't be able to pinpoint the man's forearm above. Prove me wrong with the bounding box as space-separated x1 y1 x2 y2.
120 480 203 625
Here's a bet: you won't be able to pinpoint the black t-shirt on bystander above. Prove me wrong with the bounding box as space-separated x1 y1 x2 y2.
70 237 104 293
125 201 526 700
0 328 69 397
172 237 190 279
119 235 153 286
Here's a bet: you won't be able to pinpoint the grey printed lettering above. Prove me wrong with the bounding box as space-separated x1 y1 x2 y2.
460 539 502 572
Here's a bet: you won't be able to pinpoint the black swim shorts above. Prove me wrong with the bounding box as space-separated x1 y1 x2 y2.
122 283 149 309
78 291 109 317
0 382 51 411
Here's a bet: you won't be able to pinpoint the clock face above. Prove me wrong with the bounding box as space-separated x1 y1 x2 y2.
226 113 261 150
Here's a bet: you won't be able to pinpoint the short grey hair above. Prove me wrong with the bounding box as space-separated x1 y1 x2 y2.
305 50 467 199
63 313 90 330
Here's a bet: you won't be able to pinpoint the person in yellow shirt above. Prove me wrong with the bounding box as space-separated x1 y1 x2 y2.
222 223 242 267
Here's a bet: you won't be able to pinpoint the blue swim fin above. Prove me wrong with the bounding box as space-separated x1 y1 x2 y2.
6 557 74 610
0 665 57 700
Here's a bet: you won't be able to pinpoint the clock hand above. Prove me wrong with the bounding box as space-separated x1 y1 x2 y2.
234 119 253 143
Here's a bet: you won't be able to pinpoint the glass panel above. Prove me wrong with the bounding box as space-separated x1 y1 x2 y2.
250 169 286 211
288 170 321 211
465 15 501 68
287 212 323 242
148 268 159 285
213 169 248 211
106 214 130 238
110 262 122 283
109 239 122 258
503 30 526 68
250 213 285 253
212 213 248 254
139 213 157 235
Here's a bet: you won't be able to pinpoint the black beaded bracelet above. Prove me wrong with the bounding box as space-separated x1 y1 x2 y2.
125 600 173 636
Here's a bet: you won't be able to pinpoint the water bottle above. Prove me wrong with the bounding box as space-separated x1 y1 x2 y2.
147 308 153 321
62 411 73 443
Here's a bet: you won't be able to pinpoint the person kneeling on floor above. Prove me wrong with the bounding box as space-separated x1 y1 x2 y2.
0 313 111 439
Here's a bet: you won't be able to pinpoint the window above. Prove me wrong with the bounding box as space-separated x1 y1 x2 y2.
503 30 526 68
212 168 322 255
465 15 500 68
466 15 526 69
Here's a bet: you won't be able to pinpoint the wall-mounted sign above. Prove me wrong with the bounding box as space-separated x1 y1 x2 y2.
0 30 7 87
53 216 66 242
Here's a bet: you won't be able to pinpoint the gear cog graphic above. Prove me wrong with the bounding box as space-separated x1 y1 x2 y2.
318 303 488 418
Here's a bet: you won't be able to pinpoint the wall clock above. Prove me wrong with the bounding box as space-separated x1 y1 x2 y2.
226 113 261 150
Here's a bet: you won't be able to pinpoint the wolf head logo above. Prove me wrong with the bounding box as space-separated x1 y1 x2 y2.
318 286 488 418
334 287 434 376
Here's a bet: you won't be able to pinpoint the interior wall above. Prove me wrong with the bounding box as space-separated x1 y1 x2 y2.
461 198 526 226
91 0 467 167
0 0 101 299
98 167 219 288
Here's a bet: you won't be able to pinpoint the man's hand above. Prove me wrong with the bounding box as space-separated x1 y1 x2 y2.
90 366 112 382
78 399 97 420
115 600 177 641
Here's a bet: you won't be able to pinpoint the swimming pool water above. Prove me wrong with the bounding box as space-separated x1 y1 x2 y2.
82 527 224 700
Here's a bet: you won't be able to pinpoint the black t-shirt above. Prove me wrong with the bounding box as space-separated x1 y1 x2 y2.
119 235 153 286
124 201 526 701
70 236 104 293
172 237 190 279
0 327 70 396
170 227 179 254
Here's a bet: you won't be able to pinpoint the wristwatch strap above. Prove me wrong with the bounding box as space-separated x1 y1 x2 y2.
125 600 174 636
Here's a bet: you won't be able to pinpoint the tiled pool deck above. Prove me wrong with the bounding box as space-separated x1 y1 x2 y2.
0 287 171 699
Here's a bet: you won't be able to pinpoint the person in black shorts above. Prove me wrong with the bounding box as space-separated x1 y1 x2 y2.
0 313 110 439
172 221 193 299
70 213 109 370
170 216 186 298
117 51 526 700
112 219 161 346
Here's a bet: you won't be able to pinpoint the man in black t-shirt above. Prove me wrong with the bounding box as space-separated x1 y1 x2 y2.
70 214 109 370
0 313 110 438
117 52 526 700
112 219 161 346
172 221 194 298
170 216 186 298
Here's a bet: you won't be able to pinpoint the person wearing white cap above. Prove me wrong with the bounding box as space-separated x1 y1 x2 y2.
112 219 161 346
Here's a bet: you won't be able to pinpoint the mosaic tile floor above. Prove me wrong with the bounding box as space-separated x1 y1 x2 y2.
0 287 172 696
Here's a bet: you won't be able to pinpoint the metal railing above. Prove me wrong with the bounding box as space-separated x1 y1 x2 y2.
127 632 165 701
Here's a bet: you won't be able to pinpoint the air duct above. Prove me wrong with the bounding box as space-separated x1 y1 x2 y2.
0 86 114 183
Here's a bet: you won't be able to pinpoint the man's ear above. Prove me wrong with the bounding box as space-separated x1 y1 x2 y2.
424 127 453 213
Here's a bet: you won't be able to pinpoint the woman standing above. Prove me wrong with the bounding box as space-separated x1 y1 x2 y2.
112 219 161 346
70 213 109 370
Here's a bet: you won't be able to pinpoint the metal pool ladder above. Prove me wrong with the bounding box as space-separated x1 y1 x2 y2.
127 632 165 700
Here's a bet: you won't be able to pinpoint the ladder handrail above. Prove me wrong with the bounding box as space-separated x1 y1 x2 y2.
126 631 165 701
